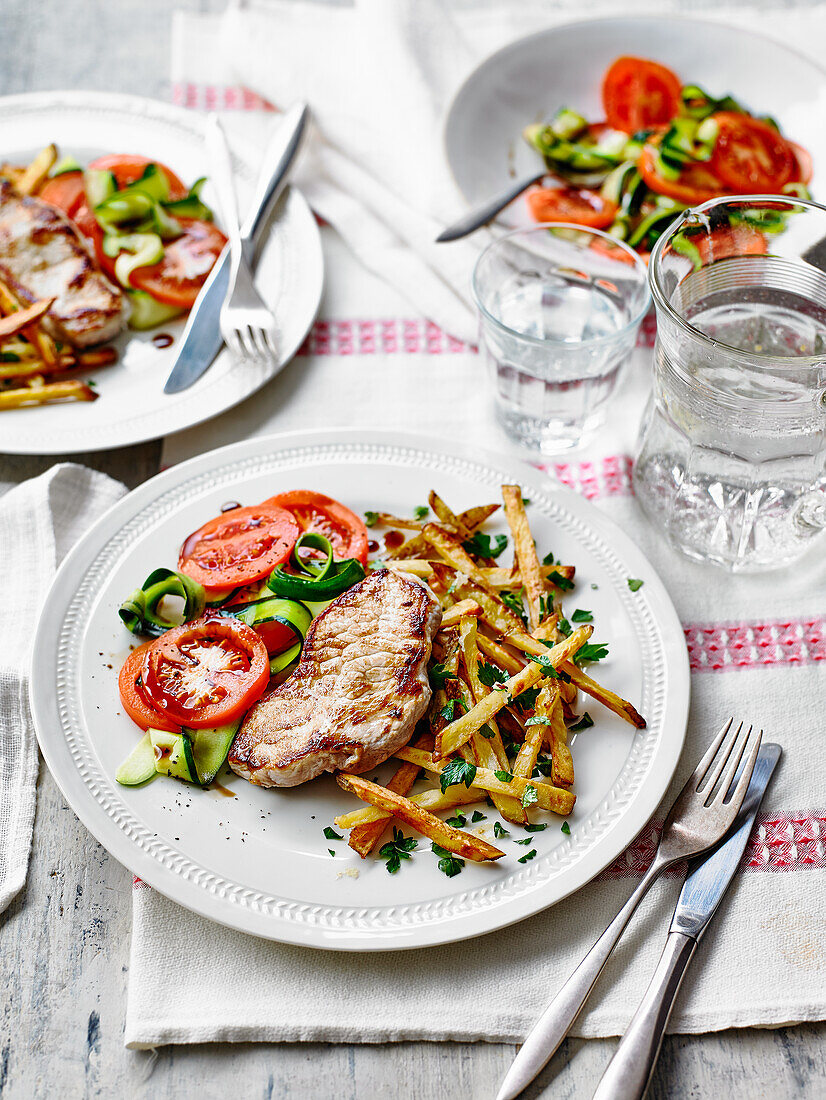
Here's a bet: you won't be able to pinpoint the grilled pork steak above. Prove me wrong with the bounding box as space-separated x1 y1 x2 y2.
229 569 442 787
0 180 125 347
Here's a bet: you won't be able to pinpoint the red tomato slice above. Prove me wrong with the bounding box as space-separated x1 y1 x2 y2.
118 642 181 733
695 225 768 264
142 616 270 728
38 172 86 219
710 113 795 194
788 141 813 185
526 187 618 229
87 154 188 200
129 218 228 308
638 144 722 205
589 236 640 266
262 490 369 567
254 618 300 656
602 57 682 134
179 504 299 589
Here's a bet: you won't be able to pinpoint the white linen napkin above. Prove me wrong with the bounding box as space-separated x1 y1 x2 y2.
123 0 826 1048
0 465 125 913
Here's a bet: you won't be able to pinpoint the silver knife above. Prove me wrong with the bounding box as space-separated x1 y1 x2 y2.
163 102 310 394
591 743 782 1100
435 171 544 242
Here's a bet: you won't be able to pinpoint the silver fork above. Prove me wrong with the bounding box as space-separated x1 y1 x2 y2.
205 114 279 365
496 718 763 1100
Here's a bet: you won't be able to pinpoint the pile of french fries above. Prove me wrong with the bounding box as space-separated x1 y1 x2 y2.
333 485 646 869
0 143 116 410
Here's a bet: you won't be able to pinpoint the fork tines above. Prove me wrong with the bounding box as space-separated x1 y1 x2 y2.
695 718 763 807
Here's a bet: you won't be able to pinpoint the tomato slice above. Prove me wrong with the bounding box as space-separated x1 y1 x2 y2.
87 154 188 200
694 225 768 264
38 172 87 219
638 143 722 205
142 616 269 728
710 113 795 194
526 187 618 229
254 619 300 656
262 490 369 567
179 504 299 589
129 218 227 308
602 57 682 134
788 141 813 186
118 642 181 733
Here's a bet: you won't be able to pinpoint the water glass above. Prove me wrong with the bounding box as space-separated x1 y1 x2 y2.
635 195 826 572
472 225 650 453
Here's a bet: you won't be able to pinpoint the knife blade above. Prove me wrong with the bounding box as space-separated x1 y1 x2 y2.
163 102 310 394
591 743 781 1100
435 171 545 243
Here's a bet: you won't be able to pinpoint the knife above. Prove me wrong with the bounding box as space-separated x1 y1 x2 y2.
435 171 545 243
163 102 311 394
591 743 782 1100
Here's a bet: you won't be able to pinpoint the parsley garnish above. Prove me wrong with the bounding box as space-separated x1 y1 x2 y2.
471 810 486 823
478 723 495 739
521 784 539 809
493 821 509 839
500 589 528 624
439 759 477 793
525 716 551 727
364 511 379 527
439 699 461 722
379 827 418 873
568 712 594 732
591 583 599 590
538 594 554 620
525 823 548 833
445 812 467 827
515 837 533 846
517 849 537 863
478 661 508 689
432 842 464 877
627 578 644 592
561 821 571 835
522 497 531 506
557 616 572 637
512 686 541 712
493 770 513 783
463 532 508 559
530 653 572 682
542 551 555 565
430 661 457 689
547 570 574 591
573 642 609 666
328 849 336 857
571 608 593 622
413 505 429 520
323 827 342 841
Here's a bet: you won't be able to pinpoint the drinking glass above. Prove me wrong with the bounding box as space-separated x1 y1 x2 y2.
635 195 826 572
472 225 650 453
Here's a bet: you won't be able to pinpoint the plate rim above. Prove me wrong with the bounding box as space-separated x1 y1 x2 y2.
30 428 689 950
0 90 323 455
443 12 826 205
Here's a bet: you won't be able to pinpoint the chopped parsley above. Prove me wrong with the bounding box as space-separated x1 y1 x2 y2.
379 827 418 873
557 616 572 637
591 583 599 590
547 569 574 591
432 842 464 877
525 716 551 727
323 826 343 841
463 532 508 559
478 723 495 739
328 849 336 857
439 758 477 793
561 821 571 835
522 497 531 506
493 821 510 839
515 837 534 846
525 823 548 833
439 699 461 722
413 505 429 520
542 551 556 565
512 685 541 712
533 760 554 778
430 661 457 689
493 770 513 783
571 608 593 622
568 712 594 732
573 642 609 666
471 810 486 823
501 589 528 624
445 812 467 827
478 661 508 689
521 784 539 809
627 578 644 592
530 653 572 682
517 848 537 863
364 511 379 527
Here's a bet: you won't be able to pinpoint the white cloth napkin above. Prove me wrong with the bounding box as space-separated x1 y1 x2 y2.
123 0 826 1049
0 465 125 913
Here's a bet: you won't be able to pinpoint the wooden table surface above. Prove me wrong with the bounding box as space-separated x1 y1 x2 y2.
1 1 824 1096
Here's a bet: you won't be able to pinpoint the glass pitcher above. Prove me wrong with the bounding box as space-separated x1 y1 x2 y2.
634 195 826 572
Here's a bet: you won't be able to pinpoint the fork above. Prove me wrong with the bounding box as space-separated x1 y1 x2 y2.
495 718 763 1100
205 114 279 365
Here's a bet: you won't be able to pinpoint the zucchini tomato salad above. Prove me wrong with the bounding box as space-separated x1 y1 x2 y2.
115 486 646 876
523 56 813 258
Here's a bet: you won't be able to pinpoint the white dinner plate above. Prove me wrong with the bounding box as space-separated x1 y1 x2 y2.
31 430 689 950
445 15 826 223
0 92 323 454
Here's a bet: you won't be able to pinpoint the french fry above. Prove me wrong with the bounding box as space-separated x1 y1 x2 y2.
0 380 97 409
563 663 646 729
347 733 434 857
395 747 576 816
385 504 498 559
479 563 575 590
430 564 525 637
335 783 485 829
428 490 473 538
371 512 425 531
76 346 118 369
476 632 526 676
548 693 575 787
502 484 546 630
422 524 503 597
440 599 482 628
438 626 591 757
17 144 57 196
0 298 54 339
336 774 505 861
381 559 435 578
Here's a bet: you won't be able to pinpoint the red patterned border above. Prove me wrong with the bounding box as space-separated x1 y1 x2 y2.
685 618 826 673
